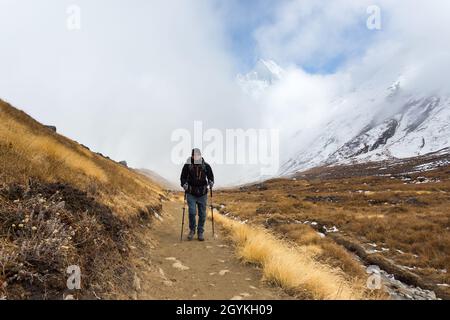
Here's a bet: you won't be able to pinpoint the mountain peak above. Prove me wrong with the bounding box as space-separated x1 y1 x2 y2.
387 77 404 98
237 59 284 98
238 59 284 83
254 59 284 82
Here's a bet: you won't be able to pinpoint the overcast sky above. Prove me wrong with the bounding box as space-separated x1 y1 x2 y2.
1 0 449 185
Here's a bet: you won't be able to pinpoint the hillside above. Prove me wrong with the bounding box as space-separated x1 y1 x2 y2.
137 168 177 191
214 151 450 300
0 100 165 217
0 99 166 299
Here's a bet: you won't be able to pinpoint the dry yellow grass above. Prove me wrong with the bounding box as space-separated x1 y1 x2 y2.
1 116 107 182
214 157 450 298
213 211 373 300
0 99 170 299
0 99 164 219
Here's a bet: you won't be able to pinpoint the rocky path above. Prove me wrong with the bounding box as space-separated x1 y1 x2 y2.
131 197 291 300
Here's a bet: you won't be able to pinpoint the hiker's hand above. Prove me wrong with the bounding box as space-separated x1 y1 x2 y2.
209 181 214 189
182 183 189 191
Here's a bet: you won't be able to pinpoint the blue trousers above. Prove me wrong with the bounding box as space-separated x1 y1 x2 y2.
186 193 207 234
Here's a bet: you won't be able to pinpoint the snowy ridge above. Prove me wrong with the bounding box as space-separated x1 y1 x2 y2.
282 94 450 175
237 60 450 176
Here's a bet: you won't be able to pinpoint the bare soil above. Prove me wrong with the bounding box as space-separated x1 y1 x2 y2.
131 198 292 300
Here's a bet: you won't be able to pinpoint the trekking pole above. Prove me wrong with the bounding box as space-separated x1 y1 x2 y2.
180 192 186 242
210 187 215 238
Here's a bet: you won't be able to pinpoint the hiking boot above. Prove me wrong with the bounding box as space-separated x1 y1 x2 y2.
187 230 195 241
198 232 205 241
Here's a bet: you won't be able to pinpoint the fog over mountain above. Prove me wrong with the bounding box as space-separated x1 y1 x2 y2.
236 0 450 177
1 0 449 185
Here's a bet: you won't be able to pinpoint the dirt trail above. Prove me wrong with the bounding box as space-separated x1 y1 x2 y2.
132 197 291 300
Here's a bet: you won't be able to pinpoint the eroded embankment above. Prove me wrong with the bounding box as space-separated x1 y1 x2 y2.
0 180 159 300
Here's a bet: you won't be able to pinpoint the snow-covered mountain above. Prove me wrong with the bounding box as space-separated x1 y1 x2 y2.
237 59 284 99
282 95 450 175
237 60 450 176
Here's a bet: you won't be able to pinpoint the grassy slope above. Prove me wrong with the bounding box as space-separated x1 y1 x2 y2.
0 99 165 299
0 99 164 219
215 154 450 299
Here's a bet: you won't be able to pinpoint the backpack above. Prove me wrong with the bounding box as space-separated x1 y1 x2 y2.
188 160 208 196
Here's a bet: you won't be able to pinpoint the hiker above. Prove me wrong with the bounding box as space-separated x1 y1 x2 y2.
180 148 214 241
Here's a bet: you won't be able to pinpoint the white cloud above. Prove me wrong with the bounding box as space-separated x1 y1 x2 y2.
261 67 348 135
254 0 450 82
0 0 261 185
254 0 370 68
248 0 450 161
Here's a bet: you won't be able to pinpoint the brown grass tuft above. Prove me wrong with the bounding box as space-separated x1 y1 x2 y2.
213 212 374 300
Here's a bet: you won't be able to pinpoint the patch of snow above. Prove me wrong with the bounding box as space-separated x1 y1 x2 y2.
323 225 339 233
